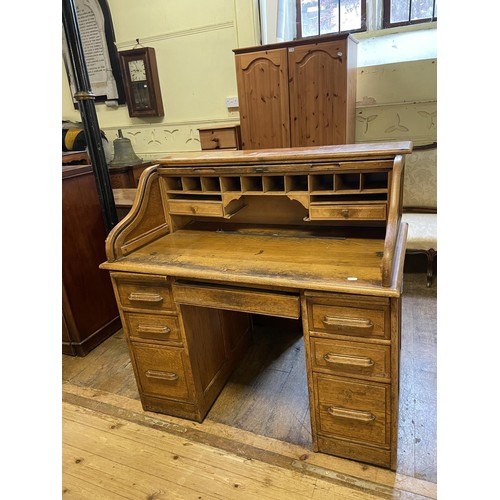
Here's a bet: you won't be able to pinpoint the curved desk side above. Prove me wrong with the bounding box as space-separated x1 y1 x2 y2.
105 165 169 261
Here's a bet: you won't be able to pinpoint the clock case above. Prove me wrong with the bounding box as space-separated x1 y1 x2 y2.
119 47 164 117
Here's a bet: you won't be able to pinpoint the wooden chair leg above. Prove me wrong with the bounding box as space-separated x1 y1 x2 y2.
426 249 437 287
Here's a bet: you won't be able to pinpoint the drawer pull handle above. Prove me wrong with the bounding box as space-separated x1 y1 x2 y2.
327 406 375 422
145 370 178 381
193 168 217 173
322 315 373 331
137 325 171 335
128 292 164 303
323 353 374 368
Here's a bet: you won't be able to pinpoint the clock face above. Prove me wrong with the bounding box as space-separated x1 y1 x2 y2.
128 59 146 82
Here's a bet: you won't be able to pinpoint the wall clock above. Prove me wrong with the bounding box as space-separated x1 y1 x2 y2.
119 47 164 117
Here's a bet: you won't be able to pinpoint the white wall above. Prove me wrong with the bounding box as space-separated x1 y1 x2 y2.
62 0 260 159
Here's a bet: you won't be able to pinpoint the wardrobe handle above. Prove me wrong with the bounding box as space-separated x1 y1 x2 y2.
128 292 164 303
327 406 375 422
322 315 374 331
136 325 171 335
145 370 178 381
323 353 374 368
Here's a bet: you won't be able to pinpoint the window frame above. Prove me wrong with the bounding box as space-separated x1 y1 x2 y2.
295 0 367 39
382 0 437 29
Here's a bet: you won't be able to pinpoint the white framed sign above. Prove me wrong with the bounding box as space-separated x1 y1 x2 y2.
63 0 125 105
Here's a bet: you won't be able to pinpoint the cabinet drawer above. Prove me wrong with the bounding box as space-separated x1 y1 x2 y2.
311 338 390 381
124 312 181 343
307 297 389 340
132 343 191 402
114 276 175 312
167 199 224 217
309 203 386 221
315 374 389 447
199 126 241 150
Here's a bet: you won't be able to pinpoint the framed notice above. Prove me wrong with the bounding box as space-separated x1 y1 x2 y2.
63 0 125 104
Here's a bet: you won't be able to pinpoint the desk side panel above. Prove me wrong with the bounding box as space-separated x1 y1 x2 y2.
105 165 169 261
180 305 252 418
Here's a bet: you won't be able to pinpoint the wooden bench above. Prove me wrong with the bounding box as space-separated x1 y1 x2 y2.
402 145 437 287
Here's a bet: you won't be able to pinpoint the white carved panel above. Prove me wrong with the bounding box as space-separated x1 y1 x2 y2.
355 102 437 145
103 124 207 161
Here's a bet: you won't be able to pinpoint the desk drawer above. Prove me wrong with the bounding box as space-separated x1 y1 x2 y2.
124 312 181 344
311 338 390 381
173 282 300 319
132 343 192 402
315 374 389 448
307 296 389 340
114 275 175 312
309 203 386 221
167 199 224 217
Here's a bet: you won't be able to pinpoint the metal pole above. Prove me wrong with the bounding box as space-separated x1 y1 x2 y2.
62 0 118 233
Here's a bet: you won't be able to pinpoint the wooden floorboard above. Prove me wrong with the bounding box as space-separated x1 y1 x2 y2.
63 400 392 499
62 384 436 499
62 270 437 498
208 317 313 448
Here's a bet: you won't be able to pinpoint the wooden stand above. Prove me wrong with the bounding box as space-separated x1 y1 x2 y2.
108 161 153 189
100 142 412 469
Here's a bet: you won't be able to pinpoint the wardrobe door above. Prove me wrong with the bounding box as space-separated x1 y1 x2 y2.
288 40 351 147
235 48 290 149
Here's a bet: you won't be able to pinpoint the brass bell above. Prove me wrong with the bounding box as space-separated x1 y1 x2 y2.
109 129 142 167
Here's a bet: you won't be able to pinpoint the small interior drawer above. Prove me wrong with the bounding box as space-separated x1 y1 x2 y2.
167 199 224 217
315 374 389 447
124 312 181 343
309 203 386 221
173 282 300 319
113 275 175 312
132 343 191 402
307 297 389 340
311 338 390 381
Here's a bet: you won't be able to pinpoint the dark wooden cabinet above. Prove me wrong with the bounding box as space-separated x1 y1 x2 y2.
234 34 357 149
62 164 121 356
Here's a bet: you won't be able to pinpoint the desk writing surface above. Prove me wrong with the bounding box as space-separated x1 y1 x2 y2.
103 223 398 296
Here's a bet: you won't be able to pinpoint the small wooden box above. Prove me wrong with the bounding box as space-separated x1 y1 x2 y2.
198 124 242 150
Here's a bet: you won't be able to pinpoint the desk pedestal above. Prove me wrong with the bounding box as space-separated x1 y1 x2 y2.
110 272 400 469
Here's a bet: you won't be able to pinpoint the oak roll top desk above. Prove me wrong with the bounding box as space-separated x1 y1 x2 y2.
101 142 412 470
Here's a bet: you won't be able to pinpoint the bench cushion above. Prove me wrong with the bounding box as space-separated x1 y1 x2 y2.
402 213 437 251
403 148 437 210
